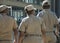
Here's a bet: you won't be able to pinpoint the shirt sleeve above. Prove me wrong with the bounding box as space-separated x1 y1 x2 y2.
41 19 46 31
53 13 59 25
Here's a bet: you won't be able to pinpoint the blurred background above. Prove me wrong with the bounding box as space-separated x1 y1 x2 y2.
0 0 60 25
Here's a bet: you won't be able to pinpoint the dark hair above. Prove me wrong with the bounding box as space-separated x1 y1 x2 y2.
25 9 34 15
42 5 50 9
0 8 8 13
42 2 50 9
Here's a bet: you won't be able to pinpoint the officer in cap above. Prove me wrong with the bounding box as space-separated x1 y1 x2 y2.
37 0 59 43
0 5 18 43
18 5 46 43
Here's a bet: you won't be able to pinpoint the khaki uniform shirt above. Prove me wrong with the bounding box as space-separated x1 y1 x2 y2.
37 9 58 31
37 9 58 43
19 15 46 43
0 14 18 40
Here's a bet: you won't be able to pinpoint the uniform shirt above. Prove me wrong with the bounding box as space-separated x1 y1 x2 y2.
37 9 58 31
19 15 46 43
0 14 18 40
19 15 46 35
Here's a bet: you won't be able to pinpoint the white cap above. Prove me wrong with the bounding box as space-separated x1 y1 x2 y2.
42 0 50 6
24 5 36 11
0 5 8 12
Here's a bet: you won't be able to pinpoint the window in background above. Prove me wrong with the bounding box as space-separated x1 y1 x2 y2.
22 0 24 2
33 0 44 5
23 0 33 3
25 0 29 3
12 10 24 24
12 11 18 21
17 10 24 21
16 0 43 5
33 0 37 4
28 0 33 3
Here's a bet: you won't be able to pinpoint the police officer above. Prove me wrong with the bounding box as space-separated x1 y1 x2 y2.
0 5 18 43
37 0 59 43
18 5 46 43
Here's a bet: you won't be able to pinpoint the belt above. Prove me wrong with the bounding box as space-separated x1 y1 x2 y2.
45 31 54 35
25 34 41 37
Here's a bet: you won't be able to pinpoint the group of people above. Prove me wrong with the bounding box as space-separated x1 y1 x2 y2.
0 0 60 43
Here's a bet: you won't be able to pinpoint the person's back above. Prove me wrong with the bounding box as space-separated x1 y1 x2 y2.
37 0 58 43
18 5 46 43
19 15 46 43
22 15 43 35
37 10 58 43
0 14 16 40
0 5 18 43
37 10 58 31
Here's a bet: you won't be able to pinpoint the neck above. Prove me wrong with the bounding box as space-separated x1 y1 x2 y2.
27 14 34 17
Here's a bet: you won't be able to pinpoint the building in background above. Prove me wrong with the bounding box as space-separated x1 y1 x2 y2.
0 0 43 25
55 0 60 18
51 0 60 18
0 0 59 25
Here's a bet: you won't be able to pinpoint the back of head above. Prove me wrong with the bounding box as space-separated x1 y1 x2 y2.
0 5 9 15
24 5 36 11
0 5 8 13
24 5 36 15
42 0 50 9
